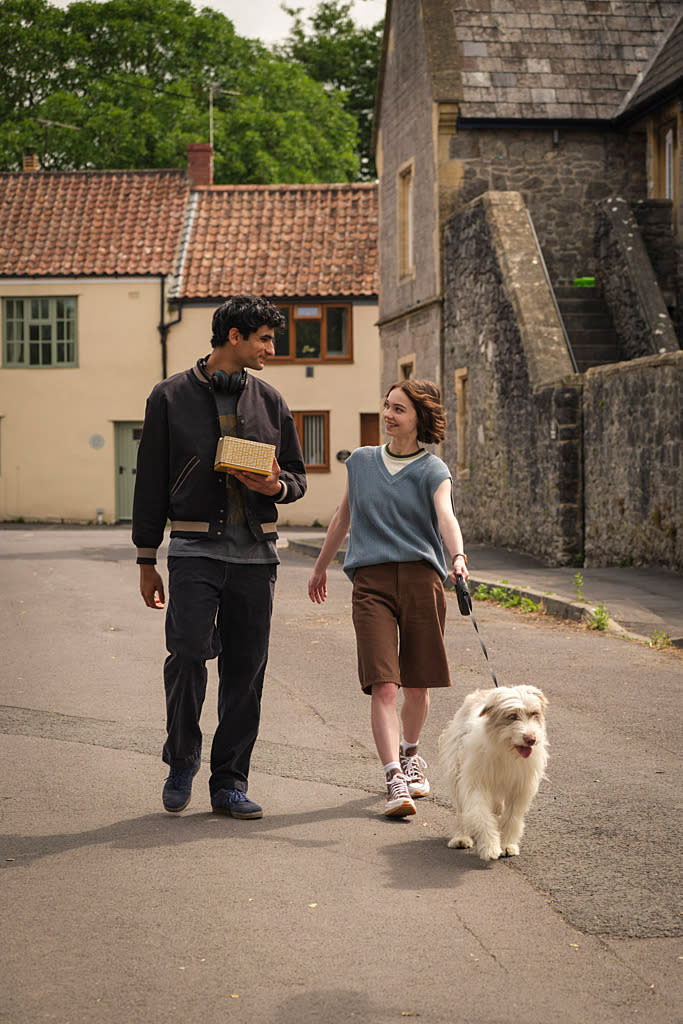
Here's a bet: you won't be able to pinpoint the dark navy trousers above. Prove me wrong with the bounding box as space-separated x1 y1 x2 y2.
163 556 277 796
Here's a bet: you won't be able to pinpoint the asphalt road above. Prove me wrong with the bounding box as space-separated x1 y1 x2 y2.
0 526 681 1024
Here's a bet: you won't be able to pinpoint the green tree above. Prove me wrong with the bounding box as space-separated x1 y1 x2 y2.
279 0 383 179
0 0 359 182
0 0 69 115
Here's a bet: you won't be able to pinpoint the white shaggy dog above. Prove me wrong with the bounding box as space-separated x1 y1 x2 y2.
438 686 548 861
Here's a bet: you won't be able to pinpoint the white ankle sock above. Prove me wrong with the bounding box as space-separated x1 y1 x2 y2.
383 761 401 779
400 739 418 755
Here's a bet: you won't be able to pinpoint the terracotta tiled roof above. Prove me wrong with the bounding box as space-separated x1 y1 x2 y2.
176 183 378 300
0 169 190 277
420 0 682 121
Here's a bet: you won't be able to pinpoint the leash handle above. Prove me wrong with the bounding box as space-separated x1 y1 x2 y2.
454 574 499 688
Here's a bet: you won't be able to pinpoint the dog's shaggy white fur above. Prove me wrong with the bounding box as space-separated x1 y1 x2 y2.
438 685 548 861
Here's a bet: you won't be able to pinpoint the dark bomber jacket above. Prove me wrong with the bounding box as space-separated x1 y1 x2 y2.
132 362 307 564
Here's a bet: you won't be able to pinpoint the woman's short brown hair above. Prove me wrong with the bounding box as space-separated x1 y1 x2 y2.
384 379 447 445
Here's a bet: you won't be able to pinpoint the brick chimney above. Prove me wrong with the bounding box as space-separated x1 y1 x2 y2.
23 147 40 172
187 143 213 187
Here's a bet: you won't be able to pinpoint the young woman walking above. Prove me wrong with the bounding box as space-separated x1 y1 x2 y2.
307 379 469 816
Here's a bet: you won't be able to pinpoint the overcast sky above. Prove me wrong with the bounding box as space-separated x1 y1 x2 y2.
49 0 386 44
220 0 385 43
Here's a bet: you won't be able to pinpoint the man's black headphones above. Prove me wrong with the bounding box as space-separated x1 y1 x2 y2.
199 358 247 395
212 368 247 394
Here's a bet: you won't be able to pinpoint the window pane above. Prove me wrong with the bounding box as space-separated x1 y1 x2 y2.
3 296 76 368
303 414 325 465
275 307 291 356
7 341 25 364
296 320 320 359
326 307 348 356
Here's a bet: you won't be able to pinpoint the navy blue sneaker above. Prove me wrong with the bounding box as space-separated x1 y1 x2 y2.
162 759 201 812
211 788 263 819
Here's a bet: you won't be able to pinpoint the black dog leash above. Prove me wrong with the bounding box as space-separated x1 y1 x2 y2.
454 574 499 688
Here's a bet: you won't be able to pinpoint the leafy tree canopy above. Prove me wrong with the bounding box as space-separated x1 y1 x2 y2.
278 1 383 179
0 0 380 182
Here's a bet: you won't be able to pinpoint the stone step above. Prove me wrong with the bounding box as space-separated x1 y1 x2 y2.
571 340 622 361
554 285 623 372
561 310 616 331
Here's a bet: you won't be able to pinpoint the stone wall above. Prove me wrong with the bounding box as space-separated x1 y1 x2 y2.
583 352 683 570
632 197 681 346
443 192 582 565
448 123 647 287
632 199 677 310
375 0 440 323
442 191 683 570
379 303 443 398
594 196 679 360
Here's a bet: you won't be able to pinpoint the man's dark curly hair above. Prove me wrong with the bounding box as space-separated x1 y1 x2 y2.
211 295 285 347
384 379 447 445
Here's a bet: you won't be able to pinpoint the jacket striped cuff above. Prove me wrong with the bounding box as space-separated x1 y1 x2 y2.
136 548 158 565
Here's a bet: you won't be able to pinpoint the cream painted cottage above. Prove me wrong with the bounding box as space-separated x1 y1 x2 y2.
0 147 380 526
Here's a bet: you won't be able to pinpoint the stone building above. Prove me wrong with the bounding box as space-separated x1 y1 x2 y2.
374 0 683 569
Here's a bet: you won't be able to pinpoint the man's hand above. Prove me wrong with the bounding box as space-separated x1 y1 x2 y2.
228 456 282 496
139 564 165 608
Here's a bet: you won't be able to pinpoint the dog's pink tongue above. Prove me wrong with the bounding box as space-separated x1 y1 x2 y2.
516 746 533 758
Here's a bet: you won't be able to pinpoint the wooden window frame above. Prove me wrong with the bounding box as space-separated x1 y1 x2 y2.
3 296 78 368
271 303 353 363
649 107 679 225
293 410 330 472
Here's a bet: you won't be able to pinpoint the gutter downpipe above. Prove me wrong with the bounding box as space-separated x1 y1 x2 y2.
158 274 183 380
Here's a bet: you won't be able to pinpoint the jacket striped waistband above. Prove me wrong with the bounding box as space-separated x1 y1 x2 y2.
170 521 279 534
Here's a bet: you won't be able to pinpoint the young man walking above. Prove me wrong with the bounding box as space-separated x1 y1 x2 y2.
133 295 306 819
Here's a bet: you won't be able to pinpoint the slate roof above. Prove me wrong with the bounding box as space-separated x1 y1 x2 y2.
419 0 682 121
0 170 190 277
620 7 683 115
175 183 378 301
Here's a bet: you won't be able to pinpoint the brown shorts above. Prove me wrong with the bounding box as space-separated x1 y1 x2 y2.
351 561 451 695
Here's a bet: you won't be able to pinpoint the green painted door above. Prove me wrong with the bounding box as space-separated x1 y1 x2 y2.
115 421 143 521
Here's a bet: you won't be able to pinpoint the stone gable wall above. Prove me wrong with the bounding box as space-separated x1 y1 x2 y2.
449 124 647 287
376 2 440 323
379 303 443 398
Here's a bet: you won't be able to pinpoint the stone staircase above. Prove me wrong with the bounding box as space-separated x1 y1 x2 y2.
554 285 623 372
